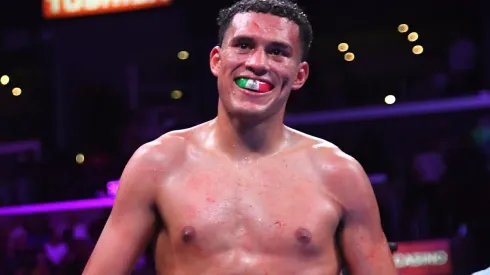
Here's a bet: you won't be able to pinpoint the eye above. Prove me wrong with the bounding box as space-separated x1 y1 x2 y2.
270 49 283 56
239 43 251 49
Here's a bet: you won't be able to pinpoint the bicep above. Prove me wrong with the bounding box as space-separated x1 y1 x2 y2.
338 163 397 274
85 212 156 274
340 199 394 274
83 149 158 274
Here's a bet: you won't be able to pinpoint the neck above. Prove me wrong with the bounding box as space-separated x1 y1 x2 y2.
213 100 287 160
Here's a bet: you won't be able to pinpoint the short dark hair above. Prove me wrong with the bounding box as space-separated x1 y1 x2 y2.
217 0 313 61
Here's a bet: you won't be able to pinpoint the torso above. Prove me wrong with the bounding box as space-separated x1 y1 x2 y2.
151 124 345 275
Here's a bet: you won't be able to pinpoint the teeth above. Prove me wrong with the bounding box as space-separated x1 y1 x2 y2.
235 78 272 92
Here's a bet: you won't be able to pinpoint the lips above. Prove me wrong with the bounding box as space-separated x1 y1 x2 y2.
234 77 274 93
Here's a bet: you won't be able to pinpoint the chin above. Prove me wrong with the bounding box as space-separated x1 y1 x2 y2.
218 90 286 122
235 106 288 126
226 103 273 122
232 107 269 120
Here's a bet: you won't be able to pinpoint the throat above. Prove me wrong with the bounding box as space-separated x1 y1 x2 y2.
212 115 288 157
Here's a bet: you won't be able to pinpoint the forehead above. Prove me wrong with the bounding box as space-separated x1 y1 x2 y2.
226 12 300 46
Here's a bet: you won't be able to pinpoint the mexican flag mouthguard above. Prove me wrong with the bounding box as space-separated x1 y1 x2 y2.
235 78 272 92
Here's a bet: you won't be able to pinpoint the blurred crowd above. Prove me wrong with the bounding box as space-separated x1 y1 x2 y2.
0 211 156 275
1 216 95 275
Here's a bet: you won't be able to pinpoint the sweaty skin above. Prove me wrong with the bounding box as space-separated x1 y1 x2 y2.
83 11 397 275
83 127 395 275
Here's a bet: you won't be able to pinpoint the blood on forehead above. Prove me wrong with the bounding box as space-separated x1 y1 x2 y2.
227 12 300 50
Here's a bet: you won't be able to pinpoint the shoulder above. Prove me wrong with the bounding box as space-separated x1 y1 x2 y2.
117 130 194 197
294 133 373 211
124 128 196 181
311 142 363 177
287 127 361 176
130 132 189 169
130 120 213 170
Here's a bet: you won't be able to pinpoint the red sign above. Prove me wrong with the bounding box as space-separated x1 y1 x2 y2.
43 0 173 19
393 239 452 275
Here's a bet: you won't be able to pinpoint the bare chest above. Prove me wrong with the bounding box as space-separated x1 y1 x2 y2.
157 159 342 254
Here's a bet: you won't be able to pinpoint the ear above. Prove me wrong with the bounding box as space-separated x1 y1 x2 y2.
291 61 309 91
209 46 221 77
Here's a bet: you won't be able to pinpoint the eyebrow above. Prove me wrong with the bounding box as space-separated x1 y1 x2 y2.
232 35 293 51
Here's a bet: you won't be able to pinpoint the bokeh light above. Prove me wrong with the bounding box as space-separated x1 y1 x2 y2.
384 95 396 104
408 32 419 42
338 43 349 52
398 24 409 33
12 87 22 96
344 52 355 62
171 90 183 99
412 45 424 55
0 75 9 85
76 154 85 164
177 50 189 60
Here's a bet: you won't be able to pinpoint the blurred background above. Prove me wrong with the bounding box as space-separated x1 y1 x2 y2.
0 0 489 274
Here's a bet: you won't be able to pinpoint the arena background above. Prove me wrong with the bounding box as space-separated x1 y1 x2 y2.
0 0 489 274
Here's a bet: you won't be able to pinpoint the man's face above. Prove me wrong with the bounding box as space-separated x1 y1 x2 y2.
210 12 309 120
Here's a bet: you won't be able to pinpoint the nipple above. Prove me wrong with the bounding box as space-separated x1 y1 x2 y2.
294 228 312 244
181 226 196 243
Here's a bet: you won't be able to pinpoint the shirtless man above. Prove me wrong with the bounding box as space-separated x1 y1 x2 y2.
83 0 397 274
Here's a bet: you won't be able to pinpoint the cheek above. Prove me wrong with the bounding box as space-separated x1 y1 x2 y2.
277 66 298 85
218 61 237 78
273 59 298 74
221 50 243 65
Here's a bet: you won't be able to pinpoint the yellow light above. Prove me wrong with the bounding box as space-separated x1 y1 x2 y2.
171 90 183 99
398 24 409 33
1 75 9 85
12 87 22 96
76 154 85 164
384 95 396 105
337 43 349 52
412 45 424 55
344 52 355 62
408 32 419 42
177 50 189 60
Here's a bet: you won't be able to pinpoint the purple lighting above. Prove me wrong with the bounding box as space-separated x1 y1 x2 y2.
285 94 490 126
0 198 114 216
107 180 120 196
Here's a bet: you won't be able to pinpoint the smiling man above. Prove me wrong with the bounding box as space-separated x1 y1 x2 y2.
83 0 397 274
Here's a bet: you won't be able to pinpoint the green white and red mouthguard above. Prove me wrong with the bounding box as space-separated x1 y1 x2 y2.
235 78 272 93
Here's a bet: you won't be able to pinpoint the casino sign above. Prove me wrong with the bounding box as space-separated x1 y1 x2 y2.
393 239 452 275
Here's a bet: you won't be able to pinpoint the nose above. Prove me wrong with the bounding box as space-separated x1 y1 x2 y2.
245 49 269 76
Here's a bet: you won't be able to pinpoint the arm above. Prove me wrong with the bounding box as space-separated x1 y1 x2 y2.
83 143 161 275
337 157 397 275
